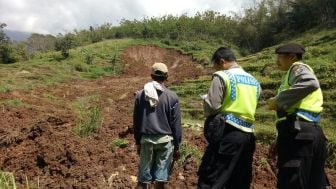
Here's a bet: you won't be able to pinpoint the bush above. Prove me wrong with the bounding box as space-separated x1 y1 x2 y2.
81 49 95 65
0 44 20 64
55 34 76 58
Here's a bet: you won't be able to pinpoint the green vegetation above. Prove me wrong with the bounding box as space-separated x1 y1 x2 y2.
0 36 225 93
170 76 210 121
327 140 336 169
73 106 102 137
0 39 143 91
110 138 129 149
2 0 335 64
178 142 202 166
1 99 25 107
0 84 12 93
0 171 16 189
71 96 103 137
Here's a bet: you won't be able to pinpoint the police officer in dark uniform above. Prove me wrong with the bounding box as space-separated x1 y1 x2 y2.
268 43 328 189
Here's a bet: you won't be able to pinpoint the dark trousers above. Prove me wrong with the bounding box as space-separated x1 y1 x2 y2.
276 119 328 189
197 115 255 189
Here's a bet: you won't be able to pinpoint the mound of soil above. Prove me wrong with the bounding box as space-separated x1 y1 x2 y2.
0 45 335 188
120 45 205 84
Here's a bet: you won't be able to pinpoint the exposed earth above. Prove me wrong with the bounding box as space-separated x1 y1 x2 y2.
0 45 335 188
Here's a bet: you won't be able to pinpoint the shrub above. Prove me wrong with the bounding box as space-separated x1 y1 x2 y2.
74 106 103 137
81 49 95 65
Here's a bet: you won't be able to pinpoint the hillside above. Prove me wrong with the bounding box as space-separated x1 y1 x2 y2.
0 28 335 188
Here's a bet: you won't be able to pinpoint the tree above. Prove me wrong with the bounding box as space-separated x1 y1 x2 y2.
0 23 9 43
55 33 76 58
27 33 56 52
0 23 19 63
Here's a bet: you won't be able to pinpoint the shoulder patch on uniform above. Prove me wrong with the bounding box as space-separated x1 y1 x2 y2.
292 65 304 76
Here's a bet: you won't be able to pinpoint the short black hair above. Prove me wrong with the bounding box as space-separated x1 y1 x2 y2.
211 47 236 64
151 70 168 82
295 54 303 60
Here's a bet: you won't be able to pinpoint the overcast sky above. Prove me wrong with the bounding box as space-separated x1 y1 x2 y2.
0 0 254 34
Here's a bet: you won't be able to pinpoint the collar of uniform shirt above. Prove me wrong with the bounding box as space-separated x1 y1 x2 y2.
227 65 241 70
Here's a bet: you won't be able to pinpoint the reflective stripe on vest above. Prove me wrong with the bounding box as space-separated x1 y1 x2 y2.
277 62 323 122
214 68 260 133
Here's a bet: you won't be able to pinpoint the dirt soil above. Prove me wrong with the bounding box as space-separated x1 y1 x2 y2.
0 45 335 188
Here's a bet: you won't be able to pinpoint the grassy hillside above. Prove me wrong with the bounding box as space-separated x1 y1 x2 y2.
0 39 136 92
0 37 229 93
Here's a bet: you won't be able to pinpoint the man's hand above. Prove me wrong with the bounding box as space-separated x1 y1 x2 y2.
136 145 141 155
268 140 277 159
267 97 278 111
173 147 180 160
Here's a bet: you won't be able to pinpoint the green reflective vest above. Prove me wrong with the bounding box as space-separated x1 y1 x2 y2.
214 67 260 133
277 62 323 122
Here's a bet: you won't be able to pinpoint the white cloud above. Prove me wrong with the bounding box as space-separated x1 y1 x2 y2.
0 0 252 34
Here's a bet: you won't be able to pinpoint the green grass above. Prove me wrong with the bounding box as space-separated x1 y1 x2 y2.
178 142 202 166
0 84 12 93
0 38 228 93
73 106 102 137
0 171 16 189
71 96 103 137
1 99 25 107
0 39 144 91
110 138 129 149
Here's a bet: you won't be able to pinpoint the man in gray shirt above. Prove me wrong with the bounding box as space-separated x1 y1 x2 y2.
268 43 327 189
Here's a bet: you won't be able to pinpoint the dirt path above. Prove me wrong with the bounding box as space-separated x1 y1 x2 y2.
0 45 335 188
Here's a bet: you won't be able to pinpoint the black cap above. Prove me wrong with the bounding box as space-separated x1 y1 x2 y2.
275 43 305 54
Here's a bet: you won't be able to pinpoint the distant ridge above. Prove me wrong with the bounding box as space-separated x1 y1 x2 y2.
4 29 31 41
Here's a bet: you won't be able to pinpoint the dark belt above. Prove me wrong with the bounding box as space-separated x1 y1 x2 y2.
277 115 317 139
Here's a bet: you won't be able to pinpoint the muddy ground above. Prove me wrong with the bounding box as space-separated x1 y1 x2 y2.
0 45 335 188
